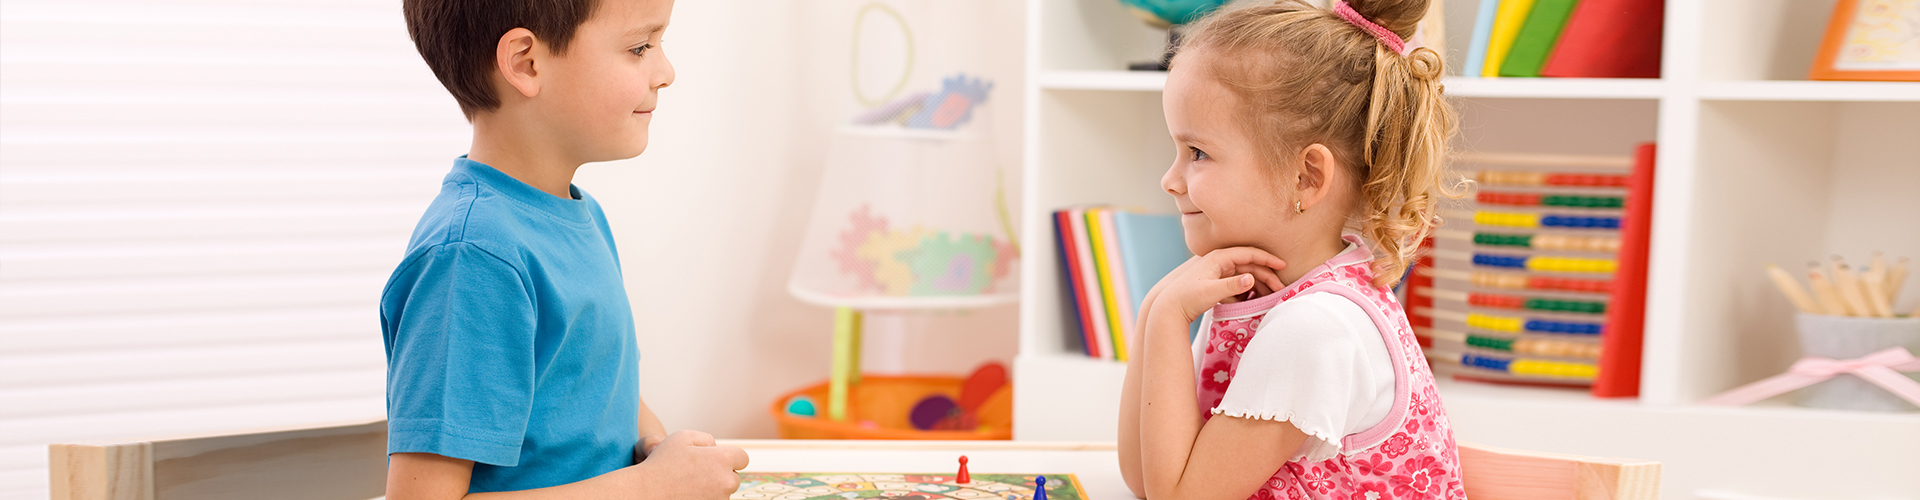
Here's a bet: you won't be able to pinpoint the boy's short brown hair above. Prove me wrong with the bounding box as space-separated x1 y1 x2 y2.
403 0 601 119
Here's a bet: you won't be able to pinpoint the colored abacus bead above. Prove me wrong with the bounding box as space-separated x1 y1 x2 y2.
1478 192 1546 206
1523 256 1618 274
1466 313 1525 332
1463 353 1512 371
1473 253 1531 269
1467 335 1515 351
1542 195 1624 208
1473 232 1533 247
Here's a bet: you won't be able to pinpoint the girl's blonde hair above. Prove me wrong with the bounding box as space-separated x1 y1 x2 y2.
1180 0 1465 287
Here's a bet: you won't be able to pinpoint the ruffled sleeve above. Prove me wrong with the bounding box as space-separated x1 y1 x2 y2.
1210 292 1394 462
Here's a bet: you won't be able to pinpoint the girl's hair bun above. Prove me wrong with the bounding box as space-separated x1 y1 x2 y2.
1345 0 1428 39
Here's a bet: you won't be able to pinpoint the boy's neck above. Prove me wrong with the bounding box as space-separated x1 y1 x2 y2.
467 112 583 199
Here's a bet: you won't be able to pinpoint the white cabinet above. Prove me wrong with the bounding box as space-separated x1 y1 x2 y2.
1007 0 1920 498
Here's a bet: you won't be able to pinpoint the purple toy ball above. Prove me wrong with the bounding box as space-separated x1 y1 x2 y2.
909 394 960 430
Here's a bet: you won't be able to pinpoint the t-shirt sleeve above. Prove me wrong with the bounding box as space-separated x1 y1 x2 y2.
1212 293 1393 462
382 242 537 466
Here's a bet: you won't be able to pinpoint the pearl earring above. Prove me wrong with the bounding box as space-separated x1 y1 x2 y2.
1295 201 1305 214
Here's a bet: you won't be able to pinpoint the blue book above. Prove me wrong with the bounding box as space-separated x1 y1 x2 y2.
1110 212 1204 339
1465 0 1501 77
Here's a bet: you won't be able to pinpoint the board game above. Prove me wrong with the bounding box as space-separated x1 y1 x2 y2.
732 473 1087 500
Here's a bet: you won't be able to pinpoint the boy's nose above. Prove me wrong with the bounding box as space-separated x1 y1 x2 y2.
655 51 676 90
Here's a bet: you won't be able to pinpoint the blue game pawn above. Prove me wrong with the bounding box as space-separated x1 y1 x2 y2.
1033 476 1047 500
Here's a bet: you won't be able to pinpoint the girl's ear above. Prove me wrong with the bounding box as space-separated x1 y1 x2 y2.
1295 143 1341 211
496 28 543 99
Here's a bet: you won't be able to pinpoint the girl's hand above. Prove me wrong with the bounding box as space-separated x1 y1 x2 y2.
1149 247 1287 326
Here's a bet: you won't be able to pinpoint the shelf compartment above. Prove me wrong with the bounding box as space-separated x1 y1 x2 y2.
1668 100 1920 404
1696 80 1920 102
1037 70 1672 100
1445 77 1667 100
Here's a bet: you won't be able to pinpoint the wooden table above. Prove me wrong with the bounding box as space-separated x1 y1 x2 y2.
721 440 1133 500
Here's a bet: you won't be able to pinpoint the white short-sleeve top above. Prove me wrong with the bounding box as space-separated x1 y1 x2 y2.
1191 249 1397 462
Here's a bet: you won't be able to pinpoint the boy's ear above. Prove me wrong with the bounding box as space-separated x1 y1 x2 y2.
496 27 542 99
1295 143 1338 211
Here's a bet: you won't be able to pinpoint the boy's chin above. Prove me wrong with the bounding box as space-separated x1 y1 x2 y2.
593 136 650 162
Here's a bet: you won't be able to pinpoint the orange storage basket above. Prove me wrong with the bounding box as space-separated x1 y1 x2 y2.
769 374 1012 440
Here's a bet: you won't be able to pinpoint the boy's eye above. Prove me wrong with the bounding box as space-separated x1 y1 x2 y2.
630 44 653 56
1189 146 1209 162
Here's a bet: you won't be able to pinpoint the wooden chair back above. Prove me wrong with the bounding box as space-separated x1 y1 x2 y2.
1460 441 1661 500
49 418 387 500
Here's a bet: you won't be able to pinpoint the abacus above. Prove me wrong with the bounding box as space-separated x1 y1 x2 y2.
1408 147 1655 397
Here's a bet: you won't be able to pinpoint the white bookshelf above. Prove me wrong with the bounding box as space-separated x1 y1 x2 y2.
1009 0 1920 498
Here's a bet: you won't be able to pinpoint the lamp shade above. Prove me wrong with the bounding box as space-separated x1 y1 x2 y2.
786 120 1018 310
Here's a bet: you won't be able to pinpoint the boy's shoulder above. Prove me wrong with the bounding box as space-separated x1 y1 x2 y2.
403 160 610 264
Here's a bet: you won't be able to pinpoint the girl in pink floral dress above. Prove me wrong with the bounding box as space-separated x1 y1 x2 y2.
1115 1 1466 499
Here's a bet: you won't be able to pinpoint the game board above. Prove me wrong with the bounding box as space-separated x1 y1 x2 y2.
732 472 1086 500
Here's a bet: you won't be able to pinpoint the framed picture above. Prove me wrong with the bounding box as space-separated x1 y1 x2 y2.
1809 0 1920 81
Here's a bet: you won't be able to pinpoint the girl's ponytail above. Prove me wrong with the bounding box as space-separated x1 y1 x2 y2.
1354 0 1463 287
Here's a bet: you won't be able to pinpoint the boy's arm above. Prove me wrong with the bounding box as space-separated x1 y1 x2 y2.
387 431 749 500
635 396 667 461
638 396 666 438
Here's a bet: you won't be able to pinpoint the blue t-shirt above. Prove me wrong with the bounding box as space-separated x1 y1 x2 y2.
381 157 639 492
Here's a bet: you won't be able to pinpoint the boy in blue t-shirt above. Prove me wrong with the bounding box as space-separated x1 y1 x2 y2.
383 0 747 497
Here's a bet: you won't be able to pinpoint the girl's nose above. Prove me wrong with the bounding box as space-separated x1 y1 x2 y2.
1161 161 1187 196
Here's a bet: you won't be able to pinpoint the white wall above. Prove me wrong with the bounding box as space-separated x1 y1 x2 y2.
0 0 1022 497
576 0 1025 439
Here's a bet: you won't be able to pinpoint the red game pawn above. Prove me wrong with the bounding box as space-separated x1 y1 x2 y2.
956 455 971 484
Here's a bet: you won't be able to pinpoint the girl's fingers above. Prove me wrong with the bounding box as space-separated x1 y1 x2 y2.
1203 274 1257 305
1205 247 1288 277
1236 264 1285 293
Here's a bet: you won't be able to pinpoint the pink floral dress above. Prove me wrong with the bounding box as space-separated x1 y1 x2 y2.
1196 235 1465 500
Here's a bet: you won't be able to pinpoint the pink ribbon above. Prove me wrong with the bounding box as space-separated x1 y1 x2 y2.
1702 347 1920 407
1333 1 1408 55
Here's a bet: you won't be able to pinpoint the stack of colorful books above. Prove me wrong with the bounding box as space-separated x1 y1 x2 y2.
1463 0 1664 78
1051 207 1192 361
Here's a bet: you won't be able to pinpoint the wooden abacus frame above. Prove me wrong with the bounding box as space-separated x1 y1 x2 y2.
1411 148 1654 397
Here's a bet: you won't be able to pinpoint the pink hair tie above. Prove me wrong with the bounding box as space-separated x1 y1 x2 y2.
1333 1 1408 55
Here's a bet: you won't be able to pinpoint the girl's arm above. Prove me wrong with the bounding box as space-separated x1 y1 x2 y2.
1137 248 1303 500
1139 309 1310 500
1121 254 1288 498
1118 332 1148 498
1119 256 1194 498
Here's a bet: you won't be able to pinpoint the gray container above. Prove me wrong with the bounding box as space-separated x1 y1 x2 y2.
1793 314 1920 412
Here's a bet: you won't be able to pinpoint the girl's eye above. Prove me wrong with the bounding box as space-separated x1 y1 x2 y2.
1189 147 1209 162
630 44 653 56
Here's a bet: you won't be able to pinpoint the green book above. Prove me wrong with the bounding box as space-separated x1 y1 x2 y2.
1498 0 1580 77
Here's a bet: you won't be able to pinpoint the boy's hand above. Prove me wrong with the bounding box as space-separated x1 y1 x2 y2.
625 430 749 500
1149 247 1287 326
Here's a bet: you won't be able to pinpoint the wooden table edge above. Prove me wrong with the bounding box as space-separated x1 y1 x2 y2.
718 440 1119 451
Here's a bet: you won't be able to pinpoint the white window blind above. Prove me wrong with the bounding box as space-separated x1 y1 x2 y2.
1 1 468 497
